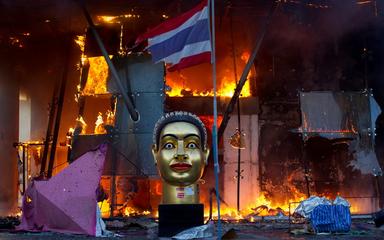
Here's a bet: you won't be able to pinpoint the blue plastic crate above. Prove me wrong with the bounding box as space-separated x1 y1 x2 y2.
310 204 351 233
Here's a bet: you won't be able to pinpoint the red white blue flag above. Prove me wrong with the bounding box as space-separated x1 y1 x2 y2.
136 0 211 71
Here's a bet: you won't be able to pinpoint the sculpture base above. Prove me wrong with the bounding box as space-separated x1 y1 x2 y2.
158 204 204 237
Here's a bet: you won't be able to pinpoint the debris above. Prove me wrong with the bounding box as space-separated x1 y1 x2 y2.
17 144 109 236
96 205 114 237
372 209 384 228
105 218 158 230
171 221 214 239
0 216 20 229
294 196 332 218
222 228 238 239
333 196 350 207
350 230 368 235
290 228 312 235
106 220 126 229
251 205 269 216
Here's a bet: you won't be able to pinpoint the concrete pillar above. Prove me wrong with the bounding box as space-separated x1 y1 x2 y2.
0 62 19 216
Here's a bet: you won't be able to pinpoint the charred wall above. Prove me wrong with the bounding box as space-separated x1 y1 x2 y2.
258 105 304 205
255 2 384 210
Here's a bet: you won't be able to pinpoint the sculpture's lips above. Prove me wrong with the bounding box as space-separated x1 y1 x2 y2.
170 163 192 172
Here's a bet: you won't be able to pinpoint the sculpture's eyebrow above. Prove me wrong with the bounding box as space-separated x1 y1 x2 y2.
161 134 200 140
184 134 200 140
161 134 178 139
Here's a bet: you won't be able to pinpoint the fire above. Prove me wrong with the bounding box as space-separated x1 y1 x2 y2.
96 14 140 24
204 170 308 222
206 190 375 222
165 50 254 97
68 127 74 135
22 140 44 145
76 45 253 97
300 113 358 134
94 112 106 134
105 110 115 126
101 194 369 220
75 116 87 134
97 16 119 24
347 198 376 215
219 75 251 97
74 35 88 67
92 110 115 134
199 115 223 131
99 200 152 218
124 207 151 217
82 56 111 95
122 14 140 19
165 74 251 97
15 209 23 217
98 199 111 218
96 177 367 220
206 192 306 222
74 35 85 53
350 205 360 214
241 52 250 62
74 34 112 96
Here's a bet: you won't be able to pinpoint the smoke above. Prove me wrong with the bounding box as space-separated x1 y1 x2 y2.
166 1 380 94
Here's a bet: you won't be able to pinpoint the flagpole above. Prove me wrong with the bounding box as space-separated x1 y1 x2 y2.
208 0 222 238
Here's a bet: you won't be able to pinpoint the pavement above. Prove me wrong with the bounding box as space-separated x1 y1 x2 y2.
0 217 383 239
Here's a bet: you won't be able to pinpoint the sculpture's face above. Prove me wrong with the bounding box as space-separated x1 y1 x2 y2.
152 122 209 186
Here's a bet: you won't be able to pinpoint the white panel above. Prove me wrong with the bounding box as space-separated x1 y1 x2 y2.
223 114 260 210
19 93 31 142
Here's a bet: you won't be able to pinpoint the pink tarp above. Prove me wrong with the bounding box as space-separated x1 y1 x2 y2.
17 144 107 236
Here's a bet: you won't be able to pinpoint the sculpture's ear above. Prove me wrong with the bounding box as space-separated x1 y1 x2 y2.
151 144 158 165
203 147 210 165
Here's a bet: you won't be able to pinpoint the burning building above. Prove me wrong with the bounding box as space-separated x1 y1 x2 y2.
0 0 383 221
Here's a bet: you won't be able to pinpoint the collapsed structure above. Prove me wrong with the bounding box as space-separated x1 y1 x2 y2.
1 0 383 221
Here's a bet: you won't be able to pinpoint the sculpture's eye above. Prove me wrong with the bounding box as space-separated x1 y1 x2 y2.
163 142 175 149
186 142 198 149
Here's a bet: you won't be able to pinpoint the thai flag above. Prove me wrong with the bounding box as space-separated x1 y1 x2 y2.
136 0 211 71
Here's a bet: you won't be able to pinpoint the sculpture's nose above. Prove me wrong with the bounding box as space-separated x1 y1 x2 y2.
175 140 187 161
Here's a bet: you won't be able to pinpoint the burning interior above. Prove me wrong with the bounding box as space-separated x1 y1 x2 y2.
1 0 384 223
65 20 382 220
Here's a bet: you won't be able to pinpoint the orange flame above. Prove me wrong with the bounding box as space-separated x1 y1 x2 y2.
98 200 111 218
165 74 251 97
97 16 119 24
165 51 253 97
124 207 151 217
74 35 85 53
100 192 370 220
300 113 358 134
82 56 111 95
96 14 140 24
241 52 250 62
206 192 306 221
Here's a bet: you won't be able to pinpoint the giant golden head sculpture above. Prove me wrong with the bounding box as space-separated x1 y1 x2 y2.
152 111 209 204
